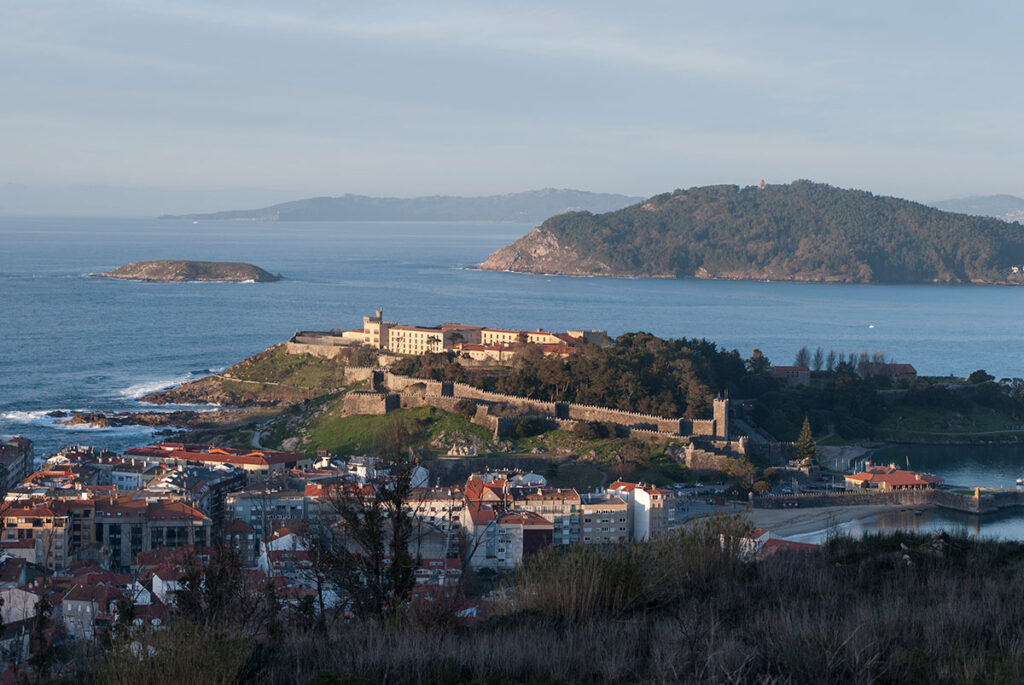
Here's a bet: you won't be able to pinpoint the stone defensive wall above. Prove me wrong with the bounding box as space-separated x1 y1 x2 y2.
285 341 347 359
344 367 379 384
932 488 1024 515
291 331 350 346
563 403 686 433
342 391 400 416
340 366 727 441
751 488 1024 514
753 489 934 509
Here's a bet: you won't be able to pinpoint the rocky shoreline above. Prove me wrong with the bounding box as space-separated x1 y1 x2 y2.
48 408 272 431
140 375 307 407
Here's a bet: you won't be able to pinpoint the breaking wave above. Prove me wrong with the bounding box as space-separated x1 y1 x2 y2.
119 374 194 399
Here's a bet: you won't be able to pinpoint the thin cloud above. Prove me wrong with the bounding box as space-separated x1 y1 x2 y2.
108 0 833 91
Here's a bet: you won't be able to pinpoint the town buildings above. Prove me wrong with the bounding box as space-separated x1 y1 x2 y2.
124 443 313 477
0 434 689 647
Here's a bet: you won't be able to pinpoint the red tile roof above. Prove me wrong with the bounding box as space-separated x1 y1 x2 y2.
847 467 943 488
496 511 552 527
464 502 497 526
125 443 309 468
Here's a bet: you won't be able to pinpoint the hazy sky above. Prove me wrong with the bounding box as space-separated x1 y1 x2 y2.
3 1 1023 205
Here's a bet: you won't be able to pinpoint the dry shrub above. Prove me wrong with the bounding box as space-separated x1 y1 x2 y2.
87 527 1024 684
506 515 747 622
96 624 252 685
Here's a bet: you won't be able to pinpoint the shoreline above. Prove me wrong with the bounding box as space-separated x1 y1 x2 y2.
748 503 925 538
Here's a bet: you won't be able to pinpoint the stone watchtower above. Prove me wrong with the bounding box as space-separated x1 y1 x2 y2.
713 397 729 439
362 307 394 350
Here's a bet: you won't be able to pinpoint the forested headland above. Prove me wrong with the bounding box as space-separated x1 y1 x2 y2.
480 180 1024 284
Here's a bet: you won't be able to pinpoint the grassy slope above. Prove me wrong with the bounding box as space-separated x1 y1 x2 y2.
224 345 347 391
304 405 492 455
517 430 690 485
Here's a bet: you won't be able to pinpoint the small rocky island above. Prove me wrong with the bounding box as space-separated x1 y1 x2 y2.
93 260 281 283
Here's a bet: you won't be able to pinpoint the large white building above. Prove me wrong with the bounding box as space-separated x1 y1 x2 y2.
297 308 608 358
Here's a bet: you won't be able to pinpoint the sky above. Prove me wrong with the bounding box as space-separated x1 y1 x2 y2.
2 1 1023 213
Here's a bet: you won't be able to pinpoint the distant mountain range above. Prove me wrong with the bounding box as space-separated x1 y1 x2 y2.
159 189 645 223
930 195 1024 224
480 181 1024 285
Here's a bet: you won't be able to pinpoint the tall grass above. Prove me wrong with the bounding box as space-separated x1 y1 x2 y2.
87 524 1024 684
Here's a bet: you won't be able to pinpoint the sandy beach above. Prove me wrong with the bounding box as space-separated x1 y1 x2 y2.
748 503 928 538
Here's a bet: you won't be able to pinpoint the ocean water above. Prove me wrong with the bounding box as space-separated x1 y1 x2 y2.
2 216 1023 463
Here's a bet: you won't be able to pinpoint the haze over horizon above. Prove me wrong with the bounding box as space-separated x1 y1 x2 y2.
3 2 1024 214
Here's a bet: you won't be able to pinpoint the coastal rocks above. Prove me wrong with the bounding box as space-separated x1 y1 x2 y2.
50 410 200 428
479 228 621 276
93 260 282 283
141 376 303 408
48 408 269 432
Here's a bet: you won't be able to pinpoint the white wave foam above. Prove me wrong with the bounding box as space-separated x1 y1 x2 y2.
0 409 61 424
0 409 159 433
119 373 193 399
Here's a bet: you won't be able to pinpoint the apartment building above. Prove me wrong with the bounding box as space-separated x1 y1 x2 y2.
94 497 212 571
226 489 309 537
509 487 581 546
579 492 630 544
608 481 680 541
1 501 72 570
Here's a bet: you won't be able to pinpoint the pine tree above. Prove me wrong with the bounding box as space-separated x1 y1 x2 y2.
795 345 811 367
796 416 817 465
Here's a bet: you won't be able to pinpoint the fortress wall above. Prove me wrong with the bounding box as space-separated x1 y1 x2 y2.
343 367 377 383
342 392 398 416
566 404 678 433
691 419 716 436
399 393 464 415
340 367 722 442
626 428 686 444
286 342 346 359
449 382 558 415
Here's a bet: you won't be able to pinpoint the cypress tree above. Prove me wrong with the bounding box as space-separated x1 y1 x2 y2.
796 416 817 464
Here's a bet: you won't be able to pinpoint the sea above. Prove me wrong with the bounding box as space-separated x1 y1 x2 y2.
2 216 1024 538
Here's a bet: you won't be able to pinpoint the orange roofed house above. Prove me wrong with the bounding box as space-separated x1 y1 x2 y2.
844 464 943 492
